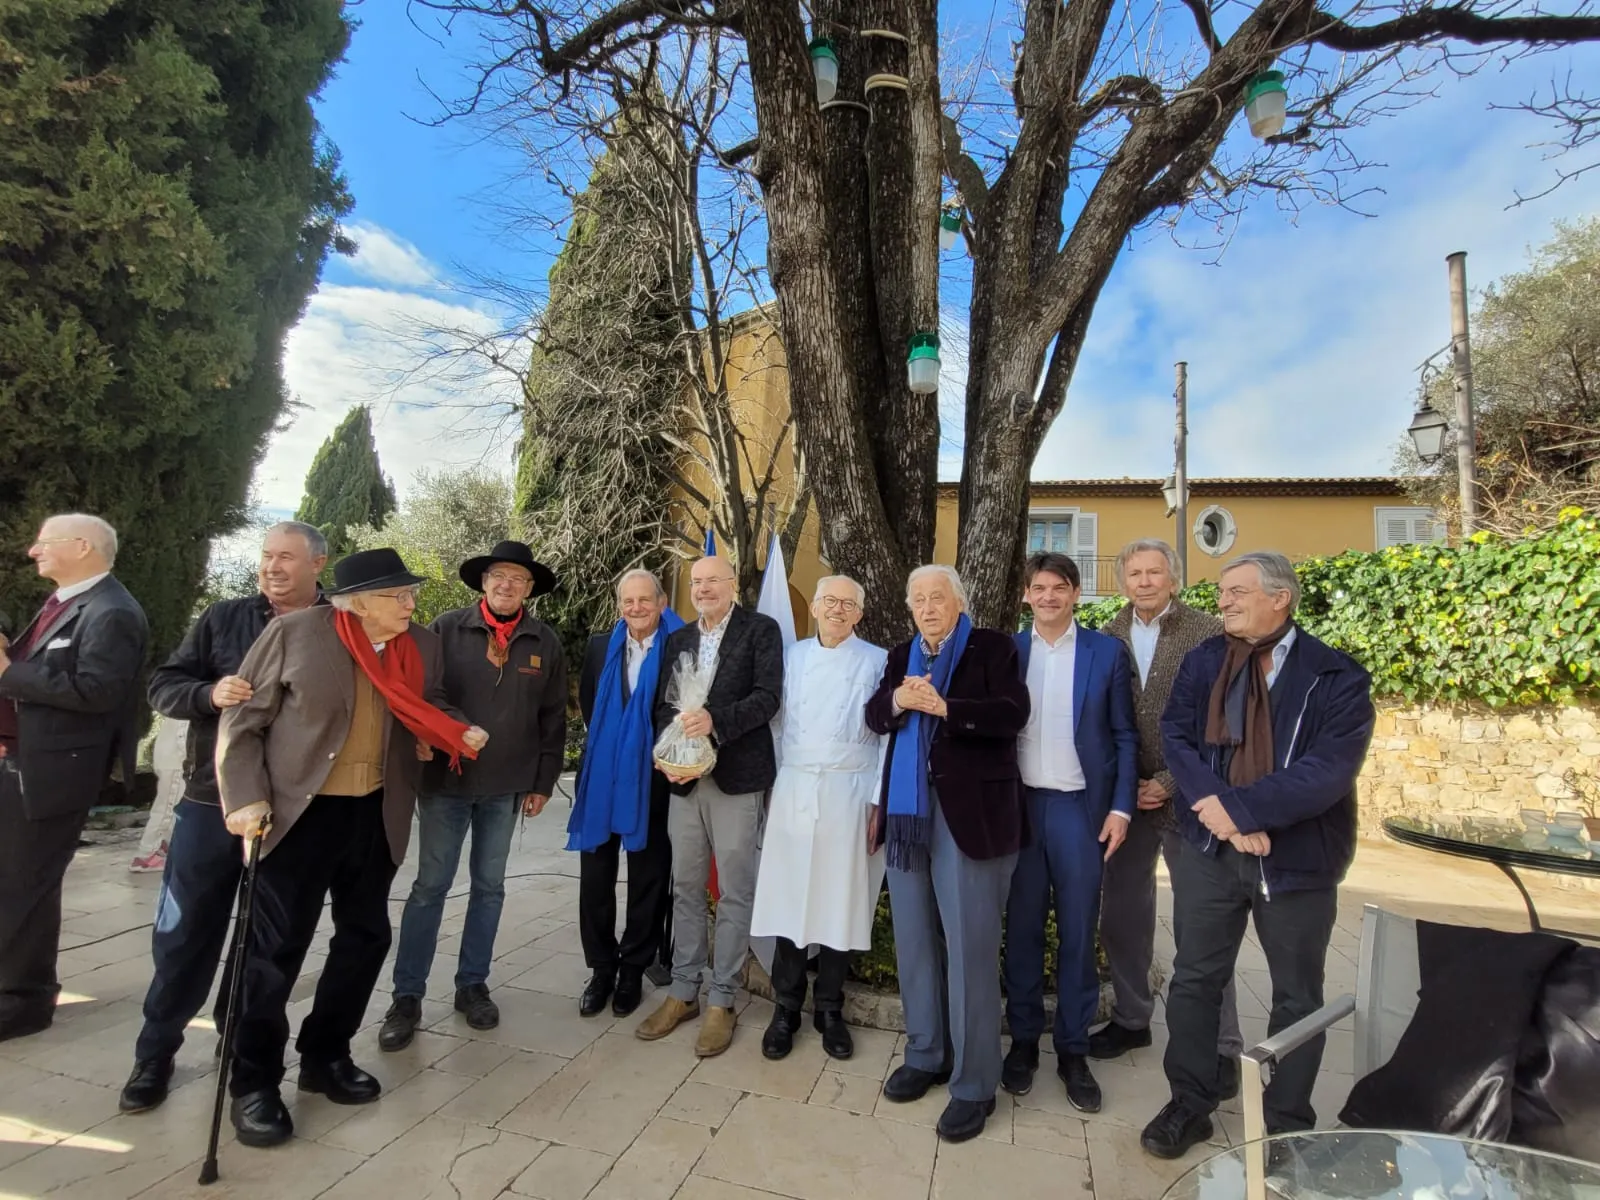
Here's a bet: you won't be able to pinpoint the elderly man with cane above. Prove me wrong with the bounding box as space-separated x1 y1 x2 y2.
215 548 486 1149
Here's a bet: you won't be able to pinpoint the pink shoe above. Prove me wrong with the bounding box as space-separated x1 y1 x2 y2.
130 842 168 874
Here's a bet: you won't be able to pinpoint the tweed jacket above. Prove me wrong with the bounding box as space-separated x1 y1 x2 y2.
217 606 464 865
1101 599 1223 821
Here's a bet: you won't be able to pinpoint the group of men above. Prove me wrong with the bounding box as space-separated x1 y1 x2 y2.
0 510 1373 1165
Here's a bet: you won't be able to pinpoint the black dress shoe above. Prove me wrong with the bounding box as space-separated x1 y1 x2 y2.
882 1062 952 1103
230 1088 294 1148
645 961 673 988
455 984 500 1030
1217 1054 1240 1102
1087 1021 1152 1060
612 970 644 1017
119 1057 174 1113
0 1008 52 1044
1140 1098 1214 1160
936 1096 996 1143
762 1006 802 1060
1059 1053 1103 1113
814 1010 853 1060
378 995 422 1052
1001 1039 1039 1096
297 1056 382 1105
579 971 615 1018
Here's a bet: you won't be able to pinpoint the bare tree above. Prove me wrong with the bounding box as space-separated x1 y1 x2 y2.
413 0 1600 639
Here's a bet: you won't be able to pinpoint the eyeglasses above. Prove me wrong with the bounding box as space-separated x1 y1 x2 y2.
691 576 735 588
1219 586 1262 601
819 596 859 612
31 536 84 549
368 589 419 605
484 570 532 586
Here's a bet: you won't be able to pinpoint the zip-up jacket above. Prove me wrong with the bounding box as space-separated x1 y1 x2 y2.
425 604 567 798
1160 628 1375 895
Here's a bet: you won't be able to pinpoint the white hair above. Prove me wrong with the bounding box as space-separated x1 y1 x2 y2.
1223 550 1301 613
615 567 666 601
1114 539 1181 587
51 513 119 566
905 564 968 611
329 594 360 612
813 574 865 608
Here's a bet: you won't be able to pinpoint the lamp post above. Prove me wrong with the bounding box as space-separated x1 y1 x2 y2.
1447 252 1480 537
1170 362 1190 587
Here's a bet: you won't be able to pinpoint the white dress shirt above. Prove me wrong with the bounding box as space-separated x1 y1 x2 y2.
625 629 657 694
53 572 109 604
1019 624 1087 793
1128 602 1172 687
1265 627 1297 688
697 607 733 675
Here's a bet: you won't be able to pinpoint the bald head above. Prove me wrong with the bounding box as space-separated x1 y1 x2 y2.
689 555 737 626
29 513 117 587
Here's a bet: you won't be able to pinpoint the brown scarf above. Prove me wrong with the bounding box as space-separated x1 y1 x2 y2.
1205 622 1295 787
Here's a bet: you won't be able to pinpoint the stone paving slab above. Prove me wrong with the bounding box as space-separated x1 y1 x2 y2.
0 796 1595 1200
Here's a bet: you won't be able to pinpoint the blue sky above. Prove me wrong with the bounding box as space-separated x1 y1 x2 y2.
256 1 1600 515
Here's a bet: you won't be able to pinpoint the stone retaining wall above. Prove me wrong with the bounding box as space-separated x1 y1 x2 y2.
1358 700 1600 891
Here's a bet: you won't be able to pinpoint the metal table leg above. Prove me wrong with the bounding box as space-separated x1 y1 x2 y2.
1492 860 1598 942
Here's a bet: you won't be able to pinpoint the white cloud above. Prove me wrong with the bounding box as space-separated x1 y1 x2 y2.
257 252 523 517
342 221 441 289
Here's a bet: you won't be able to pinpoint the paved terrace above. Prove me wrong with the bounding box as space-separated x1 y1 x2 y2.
2 801 1596 1200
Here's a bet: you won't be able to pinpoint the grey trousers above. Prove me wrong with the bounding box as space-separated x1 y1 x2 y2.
1100 811 1243 1055
887 795 1017 1103
668 777 762 1009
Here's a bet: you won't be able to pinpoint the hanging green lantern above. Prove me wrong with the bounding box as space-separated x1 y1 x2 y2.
907 332 941 394
1244 70 1287 140
809 37 839 104
939 207 962 252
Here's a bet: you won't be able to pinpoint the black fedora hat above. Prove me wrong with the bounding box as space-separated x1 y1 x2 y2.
327 547 427 596
459 540 557 596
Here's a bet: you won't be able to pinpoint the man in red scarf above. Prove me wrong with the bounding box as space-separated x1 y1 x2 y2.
216 548 487 1149
378 540 565 1052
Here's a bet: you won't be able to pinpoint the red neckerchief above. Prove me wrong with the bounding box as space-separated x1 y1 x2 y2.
479 599 522 668
331 610 477 771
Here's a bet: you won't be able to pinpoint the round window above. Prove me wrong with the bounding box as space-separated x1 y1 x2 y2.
1193 505 1238 557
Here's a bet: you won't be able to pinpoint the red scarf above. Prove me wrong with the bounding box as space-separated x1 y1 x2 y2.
333 610 478 770
478 598 522 667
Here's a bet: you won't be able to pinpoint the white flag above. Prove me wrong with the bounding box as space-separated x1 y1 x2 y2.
756 532 796 649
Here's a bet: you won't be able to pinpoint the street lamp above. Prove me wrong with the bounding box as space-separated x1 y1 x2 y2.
809 37 839 104
939 206 962 252
1161 473 1188 515
1406 401 1449 464
1244 71 1288 140
907 332 941 394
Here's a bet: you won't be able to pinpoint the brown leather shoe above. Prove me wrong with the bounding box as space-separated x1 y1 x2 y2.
695 1006 737 1057
635 996 700 1041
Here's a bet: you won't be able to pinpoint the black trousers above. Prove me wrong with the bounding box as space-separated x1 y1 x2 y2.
770 937 849 1015
1164 837 1338 1132
136 799 240 1060
230 791 397 1097
578 792 672 975
0 761 88 1021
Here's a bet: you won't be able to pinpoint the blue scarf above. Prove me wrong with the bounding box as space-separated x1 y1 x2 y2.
884 612 972 872
567 609 685 853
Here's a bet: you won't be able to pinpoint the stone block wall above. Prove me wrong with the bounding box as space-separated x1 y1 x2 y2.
1359 700 1600 889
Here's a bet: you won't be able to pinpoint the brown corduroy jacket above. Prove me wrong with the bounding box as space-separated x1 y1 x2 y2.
1101 599 1223 824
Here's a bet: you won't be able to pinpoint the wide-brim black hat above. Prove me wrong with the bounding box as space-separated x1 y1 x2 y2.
327 547 427 596
459 540 557 596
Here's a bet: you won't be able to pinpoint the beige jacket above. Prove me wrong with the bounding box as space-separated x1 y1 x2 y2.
216 606 461 865
1101 599 1223 822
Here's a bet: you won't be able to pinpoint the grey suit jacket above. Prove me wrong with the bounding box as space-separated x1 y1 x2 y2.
0 576 148 819
1101 599 1223 820
216 606 461 865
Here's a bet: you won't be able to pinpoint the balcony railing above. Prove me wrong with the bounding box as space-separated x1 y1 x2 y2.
1072 555 1117 598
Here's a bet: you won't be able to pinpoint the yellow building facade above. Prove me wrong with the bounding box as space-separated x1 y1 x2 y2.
670 314 1442 631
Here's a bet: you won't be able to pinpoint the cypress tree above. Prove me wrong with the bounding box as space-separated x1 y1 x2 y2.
0 0 353 662
295 405 397 557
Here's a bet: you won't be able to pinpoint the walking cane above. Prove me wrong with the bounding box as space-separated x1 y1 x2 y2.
199 814 268 1186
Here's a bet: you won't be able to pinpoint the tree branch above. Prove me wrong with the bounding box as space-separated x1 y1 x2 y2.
1301 8 1600 52
1179 0 1223 54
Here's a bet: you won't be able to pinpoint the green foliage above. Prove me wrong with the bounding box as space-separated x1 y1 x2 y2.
515 95 684 677
349 467 513 627
296 405 397 557
0 0 352 668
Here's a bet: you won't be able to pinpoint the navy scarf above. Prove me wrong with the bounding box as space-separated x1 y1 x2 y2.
884 613 972 872
567 609 685 853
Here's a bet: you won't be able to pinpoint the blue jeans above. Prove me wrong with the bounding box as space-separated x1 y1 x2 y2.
392 792 518 997
136 799 241 1061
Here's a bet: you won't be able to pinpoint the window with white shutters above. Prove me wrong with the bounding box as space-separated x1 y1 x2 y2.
1073 512 1099 594
1374 507 1446 549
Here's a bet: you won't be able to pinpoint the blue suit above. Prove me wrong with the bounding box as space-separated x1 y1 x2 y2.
1003 624 1138 1056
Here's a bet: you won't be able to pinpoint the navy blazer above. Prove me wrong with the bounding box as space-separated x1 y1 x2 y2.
1015 624 1139 821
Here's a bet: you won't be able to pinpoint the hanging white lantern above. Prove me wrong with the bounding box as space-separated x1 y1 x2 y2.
939 207 961 252
1407 401 1449 463
907 332 941 394
1244 70 1287 140
810 38 839 105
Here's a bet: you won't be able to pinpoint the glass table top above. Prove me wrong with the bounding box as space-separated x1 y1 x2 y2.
1383 814 1600 877
1162 1131 1600 1199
